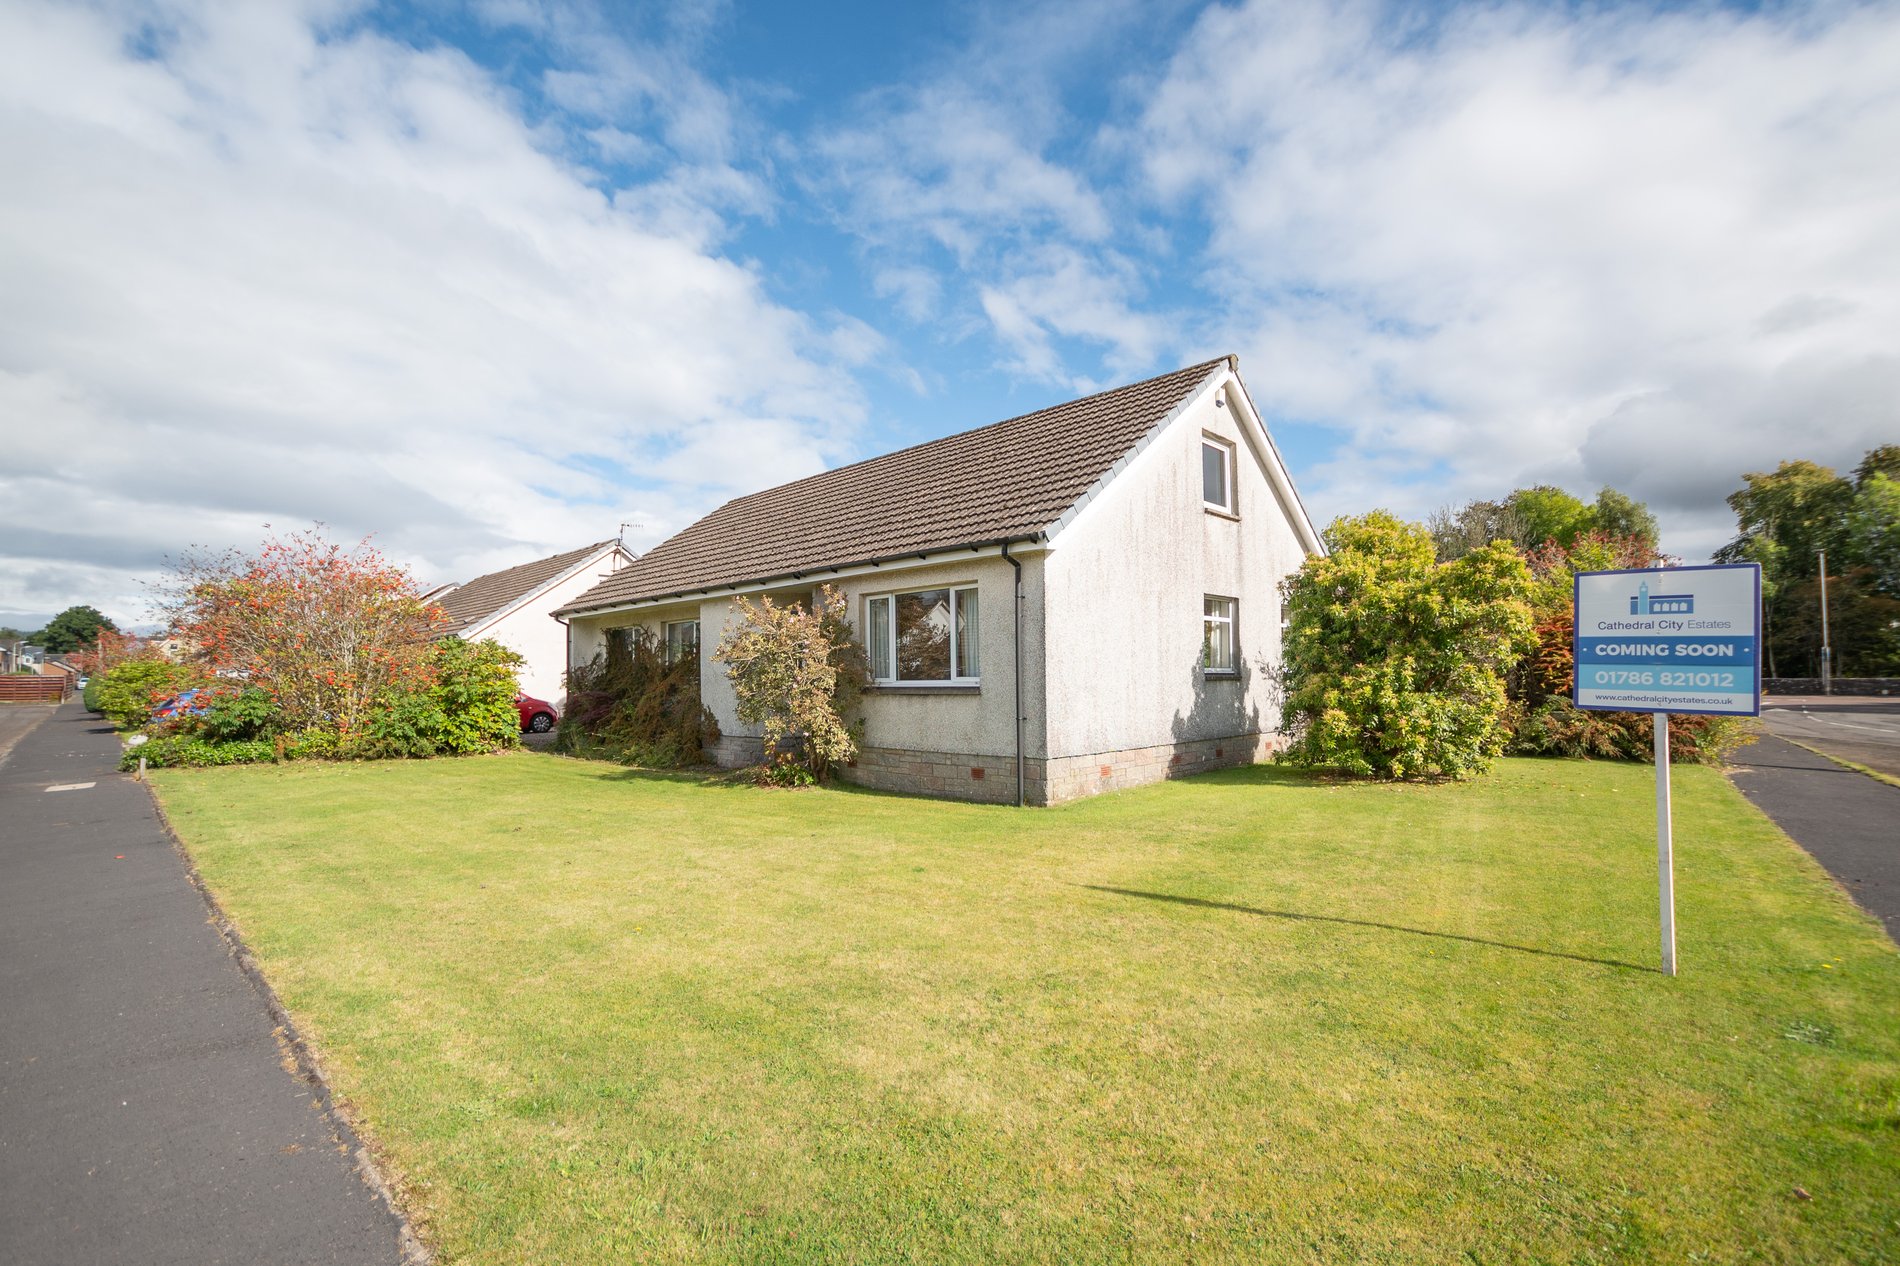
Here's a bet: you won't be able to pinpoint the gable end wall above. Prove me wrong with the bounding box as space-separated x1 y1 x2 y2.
1039 377 1310 790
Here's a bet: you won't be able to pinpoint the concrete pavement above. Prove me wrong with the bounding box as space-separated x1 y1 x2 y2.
0 702 411 1265
1729 733 1900 944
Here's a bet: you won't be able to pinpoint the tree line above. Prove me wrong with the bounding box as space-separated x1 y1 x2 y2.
1279 445 1899 780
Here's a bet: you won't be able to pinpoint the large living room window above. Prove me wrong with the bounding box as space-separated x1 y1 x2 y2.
1203 596 1237 674
866 586 979 683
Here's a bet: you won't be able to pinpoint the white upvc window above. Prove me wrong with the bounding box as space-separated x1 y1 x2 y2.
664 619 699 665
1203 596 1237 674
865 585 980 684
1202 436 1236 513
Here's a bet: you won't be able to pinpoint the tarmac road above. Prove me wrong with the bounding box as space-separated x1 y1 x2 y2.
1761 695 1900 779
0 702 408 1265
1730 733 1900 944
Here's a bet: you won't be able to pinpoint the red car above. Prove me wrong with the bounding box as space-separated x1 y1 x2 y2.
515 692 558 733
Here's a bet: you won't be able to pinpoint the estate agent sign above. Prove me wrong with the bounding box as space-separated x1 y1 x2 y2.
1572 563 1762 977
1573 564 1762 717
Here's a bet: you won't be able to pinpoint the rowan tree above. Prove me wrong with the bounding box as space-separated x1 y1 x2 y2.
155 527 446 734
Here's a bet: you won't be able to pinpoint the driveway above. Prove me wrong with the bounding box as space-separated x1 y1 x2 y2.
0 703 410 1265
1761 695 1900 779
1730 734 1900 944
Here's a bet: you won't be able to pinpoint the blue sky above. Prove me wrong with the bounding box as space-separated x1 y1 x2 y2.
2 0 1897 625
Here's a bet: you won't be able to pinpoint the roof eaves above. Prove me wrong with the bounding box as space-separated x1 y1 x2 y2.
460 541 629 635
554 533 1050 619
1223 373 1326 556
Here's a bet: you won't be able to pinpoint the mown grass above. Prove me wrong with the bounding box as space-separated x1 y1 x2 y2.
153 754 1900 1264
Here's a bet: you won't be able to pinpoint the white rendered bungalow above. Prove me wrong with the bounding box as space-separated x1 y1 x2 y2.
431 540 632 704
555 357 1323 805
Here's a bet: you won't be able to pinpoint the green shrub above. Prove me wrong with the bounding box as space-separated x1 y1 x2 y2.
430 637 522 755
120 736 276 770
185 685 282 743
714 585 864 782
353 637 521 760
1508 699 1757 766
560 627 718 766
94 659 197 727
1279 513 1535 780
81 676 104 713
281 728 339 760
357 687 445 759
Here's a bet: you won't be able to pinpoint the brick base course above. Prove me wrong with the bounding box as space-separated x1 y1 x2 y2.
712 729 1283 805
1037 731 1282 804
828 732 1283 806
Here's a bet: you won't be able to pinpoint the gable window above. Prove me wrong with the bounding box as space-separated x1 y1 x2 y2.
664 619 699 665
1203 596 1237 674
1202 437 1236 513
866 586 980 683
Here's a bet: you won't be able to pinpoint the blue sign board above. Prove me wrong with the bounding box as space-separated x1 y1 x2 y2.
1572 563 1762 718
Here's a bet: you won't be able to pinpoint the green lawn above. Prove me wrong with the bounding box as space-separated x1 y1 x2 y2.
153 754 1900 1265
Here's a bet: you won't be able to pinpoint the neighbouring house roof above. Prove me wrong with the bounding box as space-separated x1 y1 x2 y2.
558 357 1240 615
434 540 620 635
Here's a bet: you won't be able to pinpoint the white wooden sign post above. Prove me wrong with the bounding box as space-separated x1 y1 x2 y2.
1573 564 1762 976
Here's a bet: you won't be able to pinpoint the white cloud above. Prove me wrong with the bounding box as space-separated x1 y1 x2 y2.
976 246 1169 388
1137 0 1900 557
804 1 1176 384
0 0 865 621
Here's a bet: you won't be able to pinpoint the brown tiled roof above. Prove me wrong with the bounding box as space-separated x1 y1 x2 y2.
558 358 1231 614
435 540 619 633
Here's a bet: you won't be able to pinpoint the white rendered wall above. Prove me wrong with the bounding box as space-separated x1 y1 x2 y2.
1041 380 1312 760
567 554 1049 762
470 550 627 704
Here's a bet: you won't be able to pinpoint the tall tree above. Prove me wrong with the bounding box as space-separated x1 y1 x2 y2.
1431 484 1657 559
1588 487 1660 551
36 605 118 654
1506 486 1594 550
1715 450 1900 676
154 527 445 734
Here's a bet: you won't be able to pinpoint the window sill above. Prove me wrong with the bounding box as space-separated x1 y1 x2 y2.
1200 670 1240 680
866 683 982 696
1203 506 1241 522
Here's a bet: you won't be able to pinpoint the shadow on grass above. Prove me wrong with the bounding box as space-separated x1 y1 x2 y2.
1081 885 1654 973
582 764 930 800
1183 763 1466 791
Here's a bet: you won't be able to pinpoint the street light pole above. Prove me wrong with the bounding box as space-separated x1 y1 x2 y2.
1818 549 1832 696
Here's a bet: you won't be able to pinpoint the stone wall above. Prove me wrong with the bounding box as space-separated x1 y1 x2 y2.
1764 678 1900 697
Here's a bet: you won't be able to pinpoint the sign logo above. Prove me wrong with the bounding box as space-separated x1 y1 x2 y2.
1629 580 1693 615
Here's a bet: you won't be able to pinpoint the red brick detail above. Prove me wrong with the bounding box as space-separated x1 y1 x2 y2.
1099 765 1112 778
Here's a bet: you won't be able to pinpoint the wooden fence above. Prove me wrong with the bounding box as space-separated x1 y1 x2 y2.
0 675 71 703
